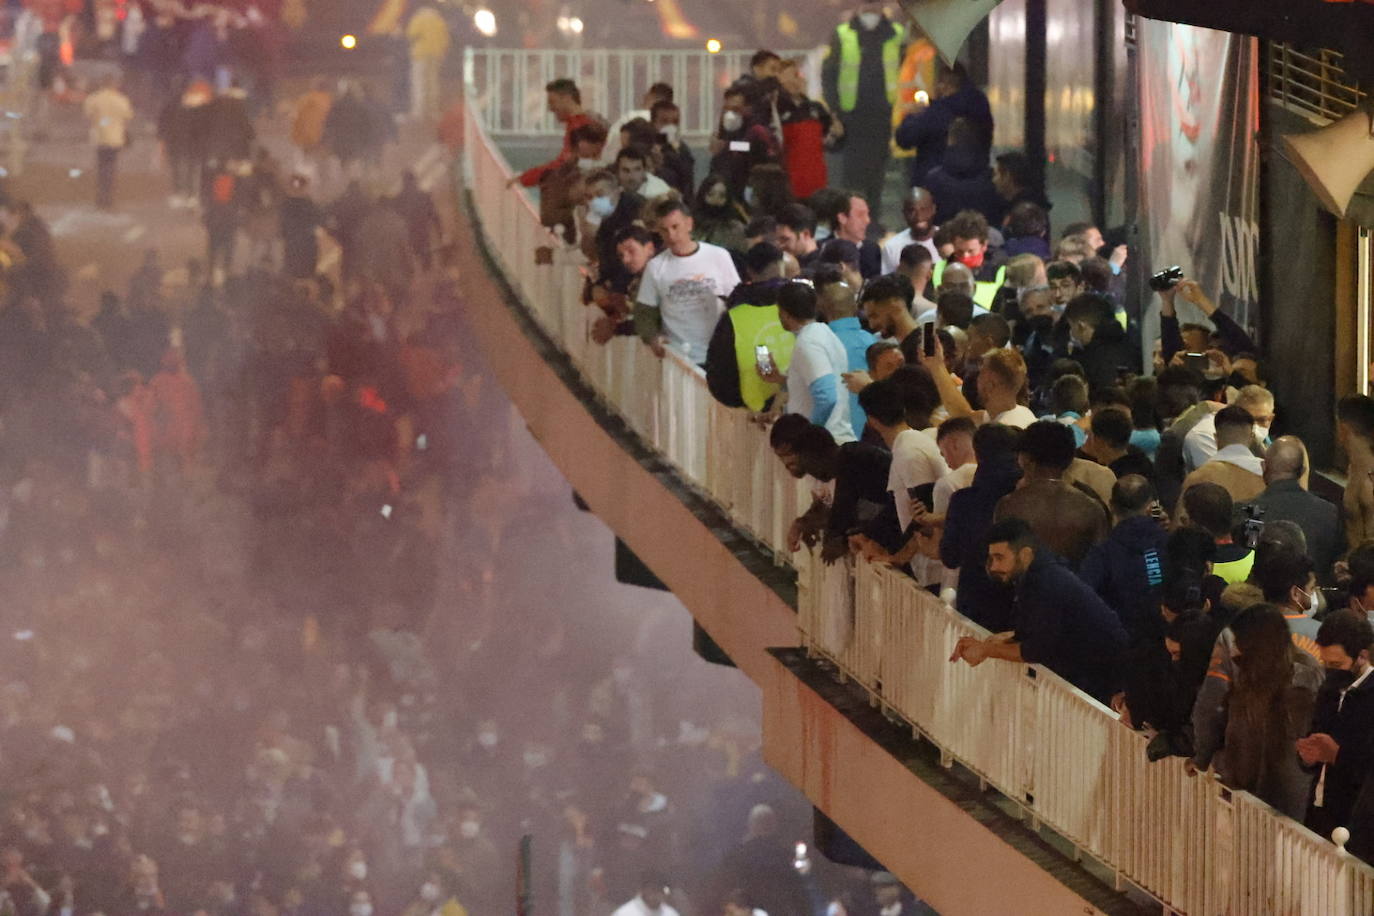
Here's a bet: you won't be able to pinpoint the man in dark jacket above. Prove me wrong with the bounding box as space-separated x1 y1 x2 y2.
705 243 791 410
1064 292 1136 394
792 423 899 562
924 135 1002 226
995 420 1110 571
1253 437 1344 582
951 517 1129 702
713 804 809 916
941 423 1021 631
1300 610 1374 843
1079 475 1169 643
894 63 994 188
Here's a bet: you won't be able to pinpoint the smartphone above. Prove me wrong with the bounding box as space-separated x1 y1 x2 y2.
755 345 776 376
1183 352 1208 374
922 321 936 357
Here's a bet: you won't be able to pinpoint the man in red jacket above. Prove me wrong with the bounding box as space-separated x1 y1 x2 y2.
509 78 598 189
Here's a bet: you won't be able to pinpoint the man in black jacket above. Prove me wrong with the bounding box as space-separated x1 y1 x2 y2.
940 423 1021 631
791 423 899 562
950 517 1128 702
1300 610 1374 842
1253 436 1344 582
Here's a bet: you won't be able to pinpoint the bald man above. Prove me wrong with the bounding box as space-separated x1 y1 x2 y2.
881 188 939 273
916 261 988 325
1254 436 1344 581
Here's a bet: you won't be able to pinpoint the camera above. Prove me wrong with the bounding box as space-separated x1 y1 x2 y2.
1241 504 1265 551
1149 266 1184 292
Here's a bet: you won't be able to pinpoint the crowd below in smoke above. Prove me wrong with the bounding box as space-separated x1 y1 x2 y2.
0 8 941 916
512 2 1374 880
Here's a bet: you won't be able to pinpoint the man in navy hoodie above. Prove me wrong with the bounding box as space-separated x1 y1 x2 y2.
1079 475 1170 644
941 423 1021 632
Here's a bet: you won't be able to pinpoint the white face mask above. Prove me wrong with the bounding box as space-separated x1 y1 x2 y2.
659 124 679 144
577 157 600 171
589 195 616 219
721 110 744 133
420 883 440 902
477 730 498 748
1254 423 1271 445
348 861 368 881
350 904 373 916
459 819 481 839
1296 587 1319 616
744 187 758 208
859 11 882 29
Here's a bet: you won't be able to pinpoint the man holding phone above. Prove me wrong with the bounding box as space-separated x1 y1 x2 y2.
762 282 855 444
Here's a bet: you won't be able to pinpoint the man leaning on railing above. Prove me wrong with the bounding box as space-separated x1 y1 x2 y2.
949 518 1128 703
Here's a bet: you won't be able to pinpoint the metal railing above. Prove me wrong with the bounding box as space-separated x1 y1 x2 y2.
462 47 822 140
1268 43 1365 125
460 90 1374 915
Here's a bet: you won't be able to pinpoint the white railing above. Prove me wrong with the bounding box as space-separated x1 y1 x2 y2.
462 47 823 140
462 96 809 559
460 91 1374 915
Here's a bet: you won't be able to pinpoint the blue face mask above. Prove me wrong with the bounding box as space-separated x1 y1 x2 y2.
588 195 615 219
744 187 758 208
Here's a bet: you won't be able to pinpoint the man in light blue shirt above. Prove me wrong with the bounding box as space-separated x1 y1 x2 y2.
765 281 854 444
815 266 876 440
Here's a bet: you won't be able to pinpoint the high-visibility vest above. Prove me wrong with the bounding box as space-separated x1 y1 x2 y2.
835 21 906 112
932 260 1008 310
1212 551 1255 585
729 303 795 412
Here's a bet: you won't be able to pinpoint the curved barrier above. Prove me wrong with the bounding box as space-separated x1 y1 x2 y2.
460 93 1374 915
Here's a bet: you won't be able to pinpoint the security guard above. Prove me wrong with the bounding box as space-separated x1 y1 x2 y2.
705 243 796 411
822 3 906 226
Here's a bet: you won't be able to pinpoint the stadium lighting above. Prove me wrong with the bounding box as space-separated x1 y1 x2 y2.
474 7 497 36
706 38 722 53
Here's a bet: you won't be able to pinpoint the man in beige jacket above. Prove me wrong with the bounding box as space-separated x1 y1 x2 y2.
1176 404 1266 526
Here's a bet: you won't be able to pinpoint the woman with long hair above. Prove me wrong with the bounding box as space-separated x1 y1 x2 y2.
691 174 749 254
1220 603 1322 818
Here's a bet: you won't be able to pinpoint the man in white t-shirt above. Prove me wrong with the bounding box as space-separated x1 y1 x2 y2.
881 187 940 274
636 200 740 363
765 281 853 443
611 874 681 916
934 416 978 514
1182 384 1273 471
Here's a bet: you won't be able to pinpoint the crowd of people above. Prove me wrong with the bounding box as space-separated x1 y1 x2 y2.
0 13 949 916
507 3 1374 873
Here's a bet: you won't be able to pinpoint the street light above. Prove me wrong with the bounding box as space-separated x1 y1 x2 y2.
474 7 497 36
705 38 722 53
340 33 357 49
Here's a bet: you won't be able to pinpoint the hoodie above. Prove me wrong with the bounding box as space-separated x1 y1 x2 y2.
924 142 1005 225
941 454 1021 631
1071 316 1136 394
1078 514 1169 644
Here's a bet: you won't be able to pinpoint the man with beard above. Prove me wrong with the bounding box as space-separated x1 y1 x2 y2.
949 517 1127 701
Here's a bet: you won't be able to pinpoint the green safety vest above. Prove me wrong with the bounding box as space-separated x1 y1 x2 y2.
931 260 1007 310
835 22 906 113
1212 551 1255 586
729 303 795 412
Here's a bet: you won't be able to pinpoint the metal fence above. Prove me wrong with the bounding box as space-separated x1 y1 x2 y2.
460 90 1374 915
462 47 822 140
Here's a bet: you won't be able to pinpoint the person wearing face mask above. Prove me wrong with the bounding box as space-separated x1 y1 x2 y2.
650 100 695 197
348 890 374 916
1189 548 1323 781
605 83 674 161
581 170 646 291
1177 407 1267 519
445 802 499 913
402 869 468 916
690 176 749 255
1058 291 1134 394
929 210 1006 310
821 3 906 225
708 88 779 202
1297 610 1374 842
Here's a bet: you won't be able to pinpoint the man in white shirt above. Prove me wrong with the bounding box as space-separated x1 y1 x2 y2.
768 280 854 443
934 416 978 514
611 874 681 916
636 200 740 363
978 349 1037 428
82 74 135 210
881 187 939 274
1182 384 1274 471
616 146 671 201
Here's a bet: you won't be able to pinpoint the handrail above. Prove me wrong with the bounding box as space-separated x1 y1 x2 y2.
460 90 1374 914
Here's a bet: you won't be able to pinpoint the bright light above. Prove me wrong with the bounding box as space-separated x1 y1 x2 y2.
569 16 583 34
340 33 357 49
706 38 722 53
474 7 497 36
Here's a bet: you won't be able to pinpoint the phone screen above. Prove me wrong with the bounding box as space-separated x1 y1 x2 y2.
1183 352 1207 373
922 322 936 357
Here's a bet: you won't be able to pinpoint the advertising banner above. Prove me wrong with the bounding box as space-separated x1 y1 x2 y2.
1137 19 1261 335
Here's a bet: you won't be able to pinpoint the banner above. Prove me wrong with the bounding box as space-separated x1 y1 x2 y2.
1137 19 1261 335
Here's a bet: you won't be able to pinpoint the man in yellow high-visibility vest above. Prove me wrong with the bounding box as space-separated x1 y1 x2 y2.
821 3 906 228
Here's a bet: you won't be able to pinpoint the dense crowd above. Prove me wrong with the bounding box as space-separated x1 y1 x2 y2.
0 7 947 916
514 0 1374 874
